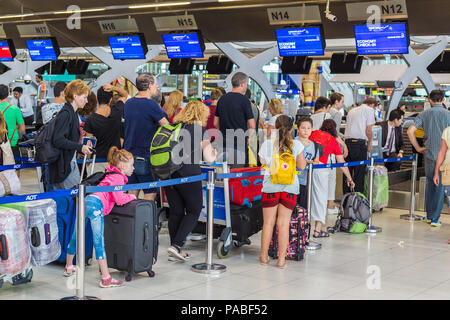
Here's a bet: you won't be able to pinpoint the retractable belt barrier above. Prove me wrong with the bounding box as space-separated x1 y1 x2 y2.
0 154 418 299
13 157 109 165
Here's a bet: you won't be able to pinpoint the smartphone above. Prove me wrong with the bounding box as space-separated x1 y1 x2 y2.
82 137 97 148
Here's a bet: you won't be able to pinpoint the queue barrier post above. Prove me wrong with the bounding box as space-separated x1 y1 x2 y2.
192 170 227 274
365 157 382 234
61 184 100 300
401 153 424 221
306 163 321 251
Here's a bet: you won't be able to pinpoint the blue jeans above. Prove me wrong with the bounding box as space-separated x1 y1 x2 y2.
67 195 106 260
425 157 444 221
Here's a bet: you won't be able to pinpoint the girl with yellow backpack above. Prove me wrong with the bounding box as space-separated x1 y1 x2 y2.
258 115 306 268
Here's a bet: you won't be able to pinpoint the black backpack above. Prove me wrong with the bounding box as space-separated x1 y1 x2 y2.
81 171 117 186
34 115 61 164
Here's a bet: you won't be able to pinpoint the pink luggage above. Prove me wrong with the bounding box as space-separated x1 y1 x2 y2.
0 208 31 276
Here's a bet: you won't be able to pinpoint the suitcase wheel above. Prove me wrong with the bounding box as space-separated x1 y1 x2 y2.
125 274 133 282
233 239 251 248
217 241 230 259
147 271 155 278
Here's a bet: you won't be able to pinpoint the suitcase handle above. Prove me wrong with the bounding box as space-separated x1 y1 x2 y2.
31 227 41 247
143 223 149 252
0 234 8 261
44 224 51 245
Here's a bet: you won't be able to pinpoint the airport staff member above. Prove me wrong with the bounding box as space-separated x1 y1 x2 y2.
377 109 404 172
11 87 34 126
343 97 377 194
408 90 450 227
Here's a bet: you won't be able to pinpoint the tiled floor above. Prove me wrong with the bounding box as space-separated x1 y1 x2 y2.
2 169 450 300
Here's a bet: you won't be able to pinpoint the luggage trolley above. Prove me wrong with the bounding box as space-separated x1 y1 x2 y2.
159 162 235 258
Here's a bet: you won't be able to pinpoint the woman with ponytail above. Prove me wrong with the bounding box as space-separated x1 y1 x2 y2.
258 115 306 268
64 146 136 288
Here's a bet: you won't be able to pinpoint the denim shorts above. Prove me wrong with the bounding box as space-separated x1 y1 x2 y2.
127 156 157 194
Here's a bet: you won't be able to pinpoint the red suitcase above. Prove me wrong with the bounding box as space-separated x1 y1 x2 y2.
228 167 264 207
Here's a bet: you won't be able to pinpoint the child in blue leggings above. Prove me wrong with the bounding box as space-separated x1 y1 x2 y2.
64 147 136 288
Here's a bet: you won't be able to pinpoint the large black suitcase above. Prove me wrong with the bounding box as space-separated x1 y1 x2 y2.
104 200 158 282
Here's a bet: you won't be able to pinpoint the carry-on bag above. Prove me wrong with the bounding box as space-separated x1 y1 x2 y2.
0 208 31 276
329 192 371 234
268 205 309 261
228 167 263 207
1 199 61 266
54 196 94 264
364 165 389 211
104 199 158 282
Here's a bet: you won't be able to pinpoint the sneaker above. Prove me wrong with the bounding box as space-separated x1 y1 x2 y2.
186 233 206 241
63 265 76 277
431 220 442 227
100 276 124 288
425 219 431 224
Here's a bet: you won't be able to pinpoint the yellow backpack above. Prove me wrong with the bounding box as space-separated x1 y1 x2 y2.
270 148 296 185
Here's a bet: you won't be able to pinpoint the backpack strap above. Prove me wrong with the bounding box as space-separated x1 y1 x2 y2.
2 104 17 143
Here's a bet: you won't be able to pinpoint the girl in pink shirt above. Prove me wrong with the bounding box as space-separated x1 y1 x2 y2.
64 147 136 288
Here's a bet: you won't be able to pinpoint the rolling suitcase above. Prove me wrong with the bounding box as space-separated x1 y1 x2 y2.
268 205 309 261
54 196 94 264
0 207 33 285
1 199 61 266
104 199 158 282
228 167 263 207
364 165 389 211
230 201 263 246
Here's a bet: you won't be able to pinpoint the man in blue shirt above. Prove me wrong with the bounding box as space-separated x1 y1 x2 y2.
408 90 450 227
124 73 168 200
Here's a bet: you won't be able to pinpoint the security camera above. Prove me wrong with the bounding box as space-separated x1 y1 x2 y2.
23 74 32 85
325 12 337 22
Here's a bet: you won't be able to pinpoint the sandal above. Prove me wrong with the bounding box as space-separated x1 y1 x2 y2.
313 230 330 238
167 245 187 261
277 260 287 269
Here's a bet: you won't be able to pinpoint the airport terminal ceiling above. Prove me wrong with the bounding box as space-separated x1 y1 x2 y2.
0 0 450 48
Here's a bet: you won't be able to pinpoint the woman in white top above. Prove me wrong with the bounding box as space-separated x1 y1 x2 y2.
259 115 306 268
264 98 284 137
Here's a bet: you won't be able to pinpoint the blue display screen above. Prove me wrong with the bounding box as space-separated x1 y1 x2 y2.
108 36 146 60
26 39 58 61
162 33 203 59
276 27 325 56
354 23 409 55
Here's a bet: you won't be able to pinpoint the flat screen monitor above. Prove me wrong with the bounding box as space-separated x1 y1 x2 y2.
0 39 16 62
108 34 148 60
354 22 410 55
26 38 60 61
276 26 325 56
415 88 427 96
162 32 205 59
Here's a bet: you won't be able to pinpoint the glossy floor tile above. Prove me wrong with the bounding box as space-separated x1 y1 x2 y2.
2 169 450 300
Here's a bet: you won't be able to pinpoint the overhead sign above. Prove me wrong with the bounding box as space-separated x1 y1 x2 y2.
346 0 408 21
17 23 50 37
267 6 321 25
98 18 138 34
153 15 198 32
0 25 6 38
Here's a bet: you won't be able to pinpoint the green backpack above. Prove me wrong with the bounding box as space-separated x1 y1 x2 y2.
150 122 185 180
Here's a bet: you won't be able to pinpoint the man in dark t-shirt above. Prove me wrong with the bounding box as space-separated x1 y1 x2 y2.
214 72 255 167
84 87 122 164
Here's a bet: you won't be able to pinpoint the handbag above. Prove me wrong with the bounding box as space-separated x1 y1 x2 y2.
440 163 450 186
0 132 15 165
0 169 21 196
